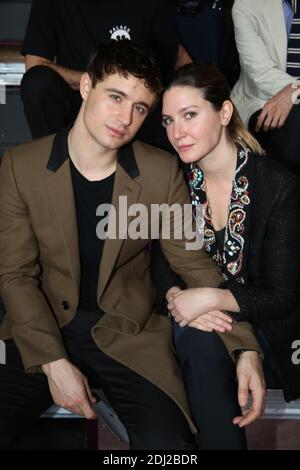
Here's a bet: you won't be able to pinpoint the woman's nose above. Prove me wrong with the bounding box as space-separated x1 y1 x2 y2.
173 121 185 140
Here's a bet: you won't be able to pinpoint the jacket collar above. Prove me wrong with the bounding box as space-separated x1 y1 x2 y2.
46 124 140 179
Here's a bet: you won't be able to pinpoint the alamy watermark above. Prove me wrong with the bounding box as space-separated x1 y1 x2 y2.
95 197 205 250
291 340 300 365
0 79 6 105
0 340 6 365
291 79 300 105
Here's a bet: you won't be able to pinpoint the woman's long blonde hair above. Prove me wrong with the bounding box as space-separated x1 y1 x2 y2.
165 62 265 156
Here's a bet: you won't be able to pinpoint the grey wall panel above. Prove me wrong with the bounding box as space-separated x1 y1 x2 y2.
0 87 31 157
0 2 32 42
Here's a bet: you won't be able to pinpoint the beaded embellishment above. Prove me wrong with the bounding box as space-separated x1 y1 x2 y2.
188 145 251 282
188 163 204 207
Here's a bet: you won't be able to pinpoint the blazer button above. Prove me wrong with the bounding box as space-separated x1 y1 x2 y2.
62 301 69 310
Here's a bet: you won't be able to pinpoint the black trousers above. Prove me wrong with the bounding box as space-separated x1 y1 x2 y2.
0 332 196 450
20 65 82 139
20 65 173 152
248 105 300 176
173 322 247 450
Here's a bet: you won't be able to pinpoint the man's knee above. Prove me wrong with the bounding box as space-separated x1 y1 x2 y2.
20 65 66 102
0 419 22 450
0 362 52 449
123 392 196 450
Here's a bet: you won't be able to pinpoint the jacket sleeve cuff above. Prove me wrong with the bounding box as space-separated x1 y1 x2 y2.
11 324 69 373
219 280 254 323
27 353 70 374
218 321 263 364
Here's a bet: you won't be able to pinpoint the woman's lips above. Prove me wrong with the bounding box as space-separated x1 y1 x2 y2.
178 144 194 151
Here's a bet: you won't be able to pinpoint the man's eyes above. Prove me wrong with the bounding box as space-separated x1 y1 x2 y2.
110 96 146 114
110 94 122 102
135 105 146 115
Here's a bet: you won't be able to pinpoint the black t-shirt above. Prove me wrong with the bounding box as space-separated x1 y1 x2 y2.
70 158 115 314
22 0 179 77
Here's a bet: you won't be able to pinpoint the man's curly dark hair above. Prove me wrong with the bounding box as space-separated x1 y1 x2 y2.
87 40 163 100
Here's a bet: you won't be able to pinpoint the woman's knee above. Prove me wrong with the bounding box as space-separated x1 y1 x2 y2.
174 326 232 369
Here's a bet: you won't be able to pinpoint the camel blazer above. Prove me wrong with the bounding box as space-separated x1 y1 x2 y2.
0 128 260 431
231 0 294 126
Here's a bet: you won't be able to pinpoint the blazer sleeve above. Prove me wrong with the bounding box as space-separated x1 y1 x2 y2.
0 150 69 372
222 174 300 325
232 0 293 97
150 240 186 315
157 154 262 359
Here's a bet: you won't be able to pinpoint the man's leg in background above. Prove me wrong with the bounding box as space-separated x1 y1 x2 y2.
20 65 82 139
249 106 300 176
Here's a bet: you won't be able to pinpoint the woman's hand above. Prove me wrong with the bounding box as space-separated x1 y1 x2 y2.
166 287 234 331
167 288 216 326
167 286 239 326
188 310 233 333
165 286 182 304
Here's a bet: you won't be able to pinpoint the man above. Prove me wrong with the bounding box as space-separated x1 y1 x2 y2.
20 0 191 149
231 0 300 174
172 0 239 88
0 40 264 450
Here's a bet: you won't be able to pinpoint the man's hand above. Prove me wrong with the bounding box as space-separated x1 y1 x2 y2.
233 351 266 427
255 83 298 132
42 358 97 419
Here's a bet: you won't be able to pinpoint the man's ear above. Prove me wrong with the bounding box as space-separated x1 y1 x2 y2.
220 100 234 127
80 73 92 101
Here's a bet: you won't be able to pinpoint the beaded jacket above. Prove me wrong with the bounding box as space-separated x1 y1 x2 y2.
151 151 300 401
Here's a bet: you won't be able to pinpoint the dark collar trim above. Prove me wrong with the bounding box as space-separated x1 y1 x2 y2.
46 124 72 172
118 142 140 179
46 125 140 179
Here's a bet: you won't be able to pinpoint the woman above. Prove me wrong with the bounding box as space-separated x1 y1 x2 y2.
151 62 300 449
